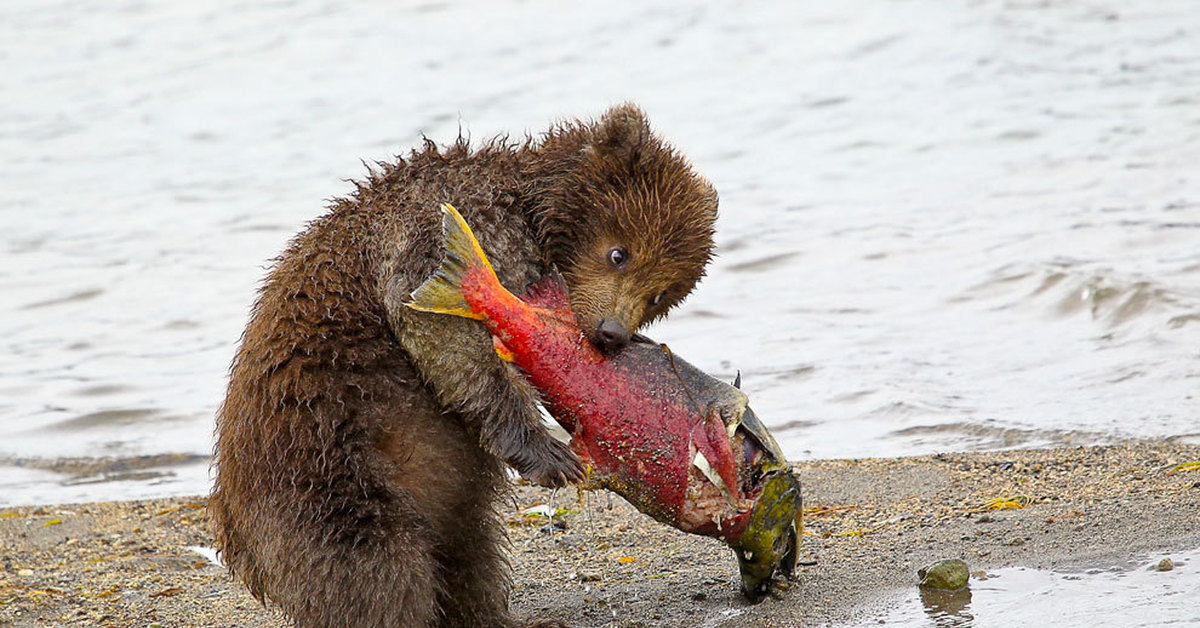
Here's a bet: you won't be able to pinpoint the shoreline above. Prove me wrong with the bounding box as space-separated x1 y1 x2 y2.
2 442 1197 627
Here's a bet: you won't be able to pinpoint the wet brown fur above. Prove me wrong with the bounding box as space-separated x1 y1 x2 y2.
209 104 718 627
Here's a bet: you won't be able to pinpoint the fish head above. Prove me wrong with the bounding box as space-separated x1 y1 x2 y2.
734 469 802 601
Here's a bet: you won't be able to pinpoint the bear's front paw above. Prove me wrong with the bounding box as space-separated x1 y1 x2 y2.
520 438 585 488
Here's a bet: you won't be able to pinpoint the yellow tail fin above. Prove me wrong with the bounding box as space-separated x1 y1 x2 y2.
405 203 497 320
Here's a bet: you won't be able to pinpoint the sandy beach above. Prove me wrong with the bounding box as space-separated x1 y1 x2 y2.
2 442 1196 627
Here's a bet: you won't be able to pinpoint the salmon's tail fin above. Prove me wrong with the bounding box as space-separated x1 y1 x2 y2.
405 203 497 320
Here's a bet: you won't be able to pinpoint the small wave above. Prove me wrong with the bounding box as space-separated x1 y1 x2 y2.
72 384 133 397
0 453 209 491
961 263 1196 329
19 288 104 310
726 252 800 273
889 421 1136 451
44 408 162 431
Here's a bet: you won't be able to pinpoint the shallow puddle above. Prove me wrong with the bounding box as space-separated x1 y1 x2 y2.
861 549 1200 627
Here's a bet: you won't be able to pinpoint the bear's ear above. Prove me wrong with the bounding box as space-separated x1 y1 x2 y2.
703 185 719 217
585 103 652 162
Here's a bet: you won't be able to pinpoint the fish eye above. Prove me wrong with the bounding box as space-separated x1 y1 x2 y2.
607 247 628 268
649 291 665 306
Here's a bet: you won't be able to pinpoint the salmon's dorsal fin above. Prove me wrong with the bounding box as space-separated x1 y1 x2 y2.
405 203 495 320
521 268 571 311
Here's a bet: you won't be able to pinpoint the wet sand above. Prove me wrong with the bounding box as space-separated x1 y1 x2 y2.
2 443 1197 627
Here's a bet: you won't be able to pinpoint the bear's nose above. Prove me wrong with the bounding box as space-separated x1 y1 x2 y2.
594 319 631 354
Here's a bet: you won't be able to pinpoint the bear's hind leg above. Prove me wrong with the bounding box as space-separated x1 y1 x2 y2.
256 491 446 628
434 504 571 628
434 507 513 628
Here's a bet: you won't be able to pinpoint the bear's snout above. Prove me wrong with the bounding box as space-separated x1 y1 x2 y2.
594 319 631 354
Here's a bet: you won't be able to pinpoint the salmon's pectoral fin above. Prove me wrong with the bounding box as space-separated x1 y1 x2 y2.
521 267 571 311
405 203 497 320
492 336 516 362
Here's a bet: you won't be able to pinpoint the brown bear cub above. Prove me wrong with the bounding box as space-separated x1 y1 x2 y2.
210 104 719 628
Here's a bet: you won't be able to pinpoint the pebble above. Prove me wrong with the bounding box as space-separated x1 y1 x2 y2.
18 569 34 577
918 559 970 591
1154 558 1174 572
538 521 567 534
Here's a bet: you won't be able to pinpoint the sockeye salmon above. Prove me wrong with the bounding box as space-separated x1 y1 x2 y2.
406 204 802 598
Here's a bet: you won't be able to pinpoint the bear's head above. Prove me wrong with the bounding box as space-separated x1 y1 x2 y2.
531 104 719 354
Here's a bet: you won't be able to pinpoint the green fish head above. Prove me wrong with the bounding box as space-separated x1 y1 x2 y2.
735 469 802 601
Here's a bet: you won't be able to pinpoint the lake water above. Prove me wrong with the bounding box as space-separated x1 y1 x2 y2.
1 0 1198 508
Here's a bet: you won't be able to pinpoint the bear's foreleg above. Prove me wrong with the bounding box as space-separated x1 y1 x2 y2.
391 308 584 488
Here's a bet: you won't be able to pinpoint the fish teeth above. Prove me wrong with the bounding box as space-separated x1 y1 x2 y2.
693 449 736 506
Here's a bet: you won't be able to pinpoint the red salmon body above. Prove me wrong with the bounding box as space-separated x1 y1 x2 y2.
459 260 747 534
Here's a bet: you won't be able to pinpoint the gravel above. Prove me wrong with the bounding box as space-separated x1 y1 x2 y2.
2 443 1197 627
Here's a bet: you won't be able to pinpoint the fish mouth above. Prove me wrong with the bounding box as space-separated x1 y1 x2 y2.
734 469 802 601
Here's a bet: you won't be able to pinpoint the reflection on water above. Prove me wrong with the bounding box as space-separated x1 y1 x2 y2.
867 550 1200 627
1 0 1199 505
920 587 974 627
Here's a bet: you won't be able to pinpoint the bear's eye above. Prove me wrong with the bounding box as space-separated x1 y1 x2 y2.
607 247 628 268
649 291 665 307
